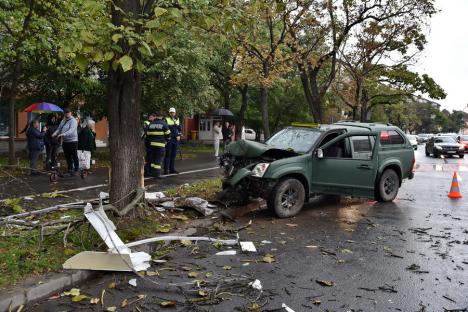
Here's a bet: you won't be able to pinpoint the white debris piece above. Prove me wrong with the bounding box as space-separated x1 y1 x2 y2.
175 197 215 216
62 203 151 272
145 192 166 201
99 192 109 200
261 240 272 244
282 303 295 312
161 201 176 208
240 241 257 253
215 250 237 256
249 279 262 291
128 279 137 287
24 196 34 201
126 236 238 248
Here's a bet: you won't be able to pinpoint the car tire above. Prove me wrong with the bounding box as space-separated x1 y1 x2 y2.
377 169 399 202
267 178 305 218
460 154 464 159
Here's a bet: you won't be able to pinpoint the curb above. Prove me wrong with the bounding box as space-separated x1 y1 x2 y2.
0 270 96 312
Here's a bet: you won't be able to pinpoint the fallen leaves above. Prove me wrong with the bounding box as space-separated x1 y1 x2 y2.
146 271 159 276
106 307 117 312
159 300 177 307
262 254 275 263
41 191 68 198
188 271 199 278
286 223 298 227
222 265 232 270
316 280 334 287
181 240 192 246
90 298 100 305
63 288 88 303
71 294 88 302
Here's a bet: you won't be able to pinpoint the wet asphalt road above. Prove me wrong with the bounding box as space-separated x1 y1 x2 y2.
29 145 468 311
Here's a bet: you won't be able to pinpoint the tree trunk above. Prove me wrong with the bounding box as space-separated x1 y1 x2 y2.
107 0 143 210
259 86 270 140
223 89 230 110
236 85 248 139
8 61 21 165
298 67 323 123
107 67 142 210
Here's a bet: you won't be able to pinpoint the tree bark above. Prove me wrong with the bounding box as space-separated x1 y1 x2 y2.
259 86 270 140
107 0 143 210
236 85 248 139
8 61 21 165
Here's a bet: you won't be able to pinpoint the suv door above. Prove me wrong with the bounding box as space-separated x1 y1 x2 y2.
311 132 378 198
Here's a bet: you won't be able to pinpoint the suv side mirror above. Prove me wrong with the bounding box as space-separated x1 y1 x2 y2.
316 148 324 159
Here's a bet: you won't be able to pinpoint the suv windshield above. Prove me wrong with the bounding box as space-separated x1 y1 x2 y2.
266 128 321 153
435 137 456 143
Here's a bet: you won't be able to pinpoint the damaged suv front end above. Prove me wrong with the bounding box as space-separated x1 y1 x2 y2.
219 127 321 203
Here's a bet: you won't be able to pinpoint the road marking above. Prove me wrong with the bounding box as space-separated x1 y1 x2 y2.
12 166 221 200
414 163 468 172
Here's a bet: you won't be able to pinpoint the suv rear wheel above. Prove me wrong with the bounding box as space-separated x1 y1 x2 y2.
268 178 305 218
377 169 399 202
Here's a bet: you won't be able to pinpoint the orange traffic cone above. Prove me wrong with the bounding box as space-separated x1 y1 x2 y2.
448 171 462 199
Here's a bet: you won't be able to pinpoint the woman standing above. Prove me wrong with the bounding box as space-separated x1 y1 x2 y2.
44 115 59 170
213 121 222 158
78 119 96 170
26 120 46 175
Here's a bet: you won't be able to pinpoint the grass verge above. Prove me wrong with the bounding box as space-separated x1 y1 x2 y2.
0 178 222 288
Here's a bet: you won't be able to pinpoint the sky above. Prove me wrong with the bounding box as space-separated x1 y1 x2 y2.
414 0 468 111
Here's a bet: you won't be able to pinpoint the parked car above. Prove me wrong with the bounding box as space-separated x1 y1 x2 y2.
457 135 468 152
219 122 415 218
425 136 464 158
406 134 418 150
416 133 433 143
241 127 256 141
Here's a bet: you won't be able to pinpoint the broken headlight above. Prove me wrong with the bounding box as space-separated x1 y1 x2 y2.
251 163 270 177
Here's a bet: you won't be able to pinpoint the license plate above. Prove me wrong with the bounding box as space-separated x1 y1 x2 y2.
447 151 456 154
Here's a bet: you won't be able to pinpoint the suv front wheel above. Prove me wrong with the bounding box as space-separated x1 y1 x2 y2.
377 169 399 202
268 178 305 218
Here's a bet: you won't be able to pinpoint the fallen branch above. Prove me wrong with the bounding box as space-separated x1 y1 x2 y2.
126 235 238 248
104 188 145 217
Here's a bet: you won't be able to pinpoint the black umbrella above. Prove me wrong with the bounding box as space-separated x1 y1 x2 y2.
210 108 234 117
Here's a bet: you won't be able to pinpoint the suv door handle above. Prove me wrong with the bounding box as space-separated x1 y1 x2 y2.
357 164 373 170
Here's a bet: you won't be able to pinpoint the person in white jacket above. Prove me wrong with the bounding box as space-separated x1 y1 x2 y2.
213 121 223 158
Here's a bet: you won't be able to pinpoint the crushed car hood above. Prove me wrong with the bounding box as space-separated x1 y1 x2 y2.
226 139 298 158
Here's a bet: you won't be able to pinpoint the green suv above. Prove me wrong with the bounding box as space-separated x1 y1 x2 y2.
219 122 415 218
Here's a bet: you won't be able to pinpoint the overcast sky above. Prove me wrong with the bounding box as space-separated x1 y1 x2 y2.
414 0 468 111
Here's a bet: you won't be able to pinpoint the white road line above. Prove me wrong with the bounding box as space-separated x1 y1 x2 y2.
17 166 221 199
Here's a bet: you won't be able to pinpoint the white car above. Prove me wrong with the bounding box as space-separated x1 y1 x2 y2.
406 134 418 150
241 127 256 141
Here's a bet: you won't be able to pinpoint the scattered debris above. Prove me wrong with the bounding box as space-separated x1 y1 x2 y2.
282 303 296 312
128 279 137 287
145 192 166 201
406 264 429 274
249 279 263 291
442 295 456 303
216 250 237 256
240 241 257 253
261 240 272 244
316 280 334 287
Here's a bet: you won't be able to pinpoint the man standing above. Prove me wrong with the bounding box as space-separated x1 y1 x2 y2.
143 113 156 176
213 121 222 158
146 111 171 178
164 107 181 174
222 121 232 149
53 108 79 176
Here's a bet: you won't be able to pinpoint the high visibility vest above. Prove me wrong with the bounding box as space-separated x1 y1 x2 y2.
165 117 181 139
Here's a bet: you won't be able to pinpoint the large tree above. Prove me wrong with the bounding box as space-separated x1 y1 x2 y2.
287 0 437 123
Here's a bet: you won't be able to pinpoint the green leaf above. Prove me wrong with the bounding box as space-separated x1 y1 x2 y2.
111 33 123 43
93 50 103 62
118 55 133 72
75 55 88 72
139 41 153 56
135 60 146 72
154 7 167 17
104 51 115 61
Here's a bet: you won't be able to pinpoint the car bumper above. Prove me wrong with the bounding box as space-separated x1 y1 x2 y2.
436 150 464 156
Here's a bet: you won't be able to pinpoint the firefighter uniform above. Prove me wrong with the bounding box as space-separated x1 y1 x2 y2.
164 116 181 174
145 118 171 177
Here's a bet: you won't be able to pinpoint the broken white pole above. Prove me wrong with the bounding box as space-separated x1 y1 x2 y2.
63 203 151 272
240 241 257 253
126 235 238 248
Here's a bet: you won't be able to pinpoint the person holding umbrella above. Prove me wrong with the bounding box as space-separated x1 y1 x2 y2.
26 120 46 175
53 108 79 176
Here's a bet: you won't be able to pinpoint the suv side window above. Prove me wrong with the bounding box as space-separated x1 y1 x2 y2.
323 135 375 160
380 130 405 145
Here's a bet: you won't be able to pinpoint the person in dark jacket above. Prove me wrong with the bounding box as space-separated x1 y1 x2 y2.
44 115 59 170
146 111 171 178
222 121 232 149
78 119 97 170
26 120 46 175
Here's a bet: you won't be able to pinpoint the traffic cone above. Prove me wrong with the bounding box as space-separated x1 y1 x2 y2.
448 171 462 199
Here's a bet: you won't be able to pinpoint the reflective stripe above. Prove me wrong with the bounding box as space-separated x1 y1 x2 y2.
166 117 180 126
150 142 166 147
144 121 150 126
151 164 161 169
147 131 165 135
165 130 171 135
